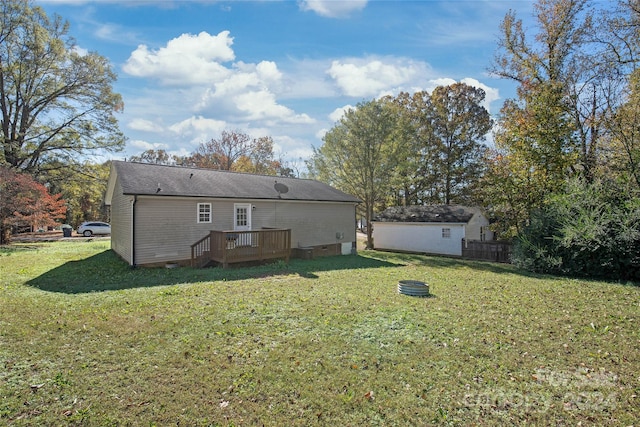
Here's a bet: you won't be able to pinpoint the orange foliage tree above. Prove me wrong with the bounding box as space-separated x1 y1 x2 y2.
0 167 66 243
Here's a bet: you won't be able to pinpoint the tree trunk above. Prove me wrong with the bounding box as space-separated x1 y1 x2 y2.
365 203 374 249
0 223 11 245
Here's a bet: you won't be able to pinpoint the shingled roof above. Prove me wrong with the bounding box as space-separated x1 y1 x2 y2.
373 205 481 223
106 161 360 203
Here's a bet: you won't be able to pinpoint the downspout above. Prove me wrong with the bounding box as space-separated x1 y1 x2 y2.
131 196 137 267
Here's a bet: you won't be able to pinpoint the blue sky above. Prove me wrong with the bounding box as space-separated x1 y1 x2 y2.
37 0 535 168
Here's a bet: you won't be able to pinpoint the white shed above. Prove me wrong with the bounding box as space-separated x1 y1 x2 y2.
371 205 493 256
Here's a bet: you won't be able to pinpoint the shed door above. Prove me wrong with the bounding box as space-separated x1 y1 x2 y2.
234 203 252 246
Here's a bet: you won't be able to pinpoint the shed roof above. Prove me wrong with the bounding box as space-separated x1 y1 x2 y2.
373 205 481 223
105 161 360 204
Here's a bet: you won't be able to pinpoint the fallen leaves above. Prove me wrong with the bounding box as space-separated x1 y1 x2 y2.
30 383 45 392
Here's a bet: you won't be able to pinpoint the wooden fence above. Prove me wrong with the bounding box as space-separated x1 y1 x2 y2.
461 239 512 263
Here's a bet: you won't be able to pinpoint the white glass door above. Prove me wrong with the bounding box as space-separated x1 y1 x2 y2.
234 203 252 246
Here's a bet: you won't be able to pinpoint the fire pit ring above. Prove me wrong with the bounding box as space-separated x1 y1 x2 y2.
397 280 430 297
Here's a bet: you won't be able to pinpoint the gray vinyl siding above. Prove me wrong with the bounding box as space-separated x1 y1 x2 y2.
134 196 218 265
228 199 357 247
110 175 133 264
130 196 357 265
268 201 356 248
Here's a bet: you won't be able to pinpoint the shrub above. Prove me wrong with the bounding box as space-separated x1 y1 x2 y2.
512 178 640 281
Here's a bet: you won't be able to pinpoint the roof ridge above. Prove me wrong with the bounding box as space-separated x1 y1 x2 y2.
116 160 318 182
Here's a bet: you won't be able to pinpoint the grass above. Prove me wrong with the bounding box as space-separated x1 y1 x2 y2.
1 241 639 426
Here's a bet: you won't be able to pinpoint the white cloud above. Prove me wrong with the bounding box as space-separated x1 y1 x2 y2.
71 45 89 56
327 57 433 97
460 77 501 113
168 116 227 134
279 58 340 99
234 90 315 124
95 23 121 41
122 31 314 128
428 78 457 88
315 128 328 140
128 118 162 133
328 105 354 123
208 60 282 99
123 31 235 85
269 134 314 165
299 0 367 18
129 139 169 151
168 116 228 144
255 61 283 84
187 59 313 124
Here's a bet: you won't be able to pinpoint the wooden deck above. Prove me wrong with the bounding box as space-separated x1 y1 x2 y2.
191 228 291 268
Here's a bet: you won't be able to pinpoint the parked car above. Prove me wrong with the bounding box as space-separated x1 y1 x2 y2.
77 221 111 237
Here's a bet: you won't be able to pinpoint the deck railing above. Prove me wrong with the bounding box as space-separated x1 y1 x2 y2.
191 233 212 268
191 228 291 268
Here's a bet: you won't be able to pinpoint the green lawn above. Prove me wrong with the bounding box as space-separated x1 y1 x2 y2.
1 241 639 426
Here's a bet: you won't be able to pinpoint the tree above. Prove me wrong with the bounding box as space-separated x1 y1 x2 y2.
600 1 640 189
606 69 640 189
183 131 287 176
186 130 252 170
480 142 565 238
0 0 125 174
0 166 66 243
485 0 602 234
388 86 492 206
480 81 578 238
128 149 178 165
486 0 640 237
234 136 283 175
309 98 403 249
45 161 111 226
422 84 492 204
491 0 604 180
388 91 433 206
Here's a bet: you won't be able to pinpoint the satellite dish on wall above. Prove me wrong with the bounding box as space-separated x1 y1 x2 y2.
274 181 289 197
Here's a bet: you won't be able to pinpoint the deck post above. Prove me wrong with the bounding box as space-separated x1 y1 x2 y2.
221 231 228 268
209 230 215 264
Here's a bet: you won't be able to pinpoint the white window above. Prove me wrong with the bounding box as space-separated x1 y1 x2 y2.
442 227 451 239
197 203 212 223
480 226 487 242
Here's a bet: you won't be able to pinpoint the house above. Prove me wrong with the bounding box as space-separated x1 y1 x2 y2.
371 205 493 257
104 161 360 267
